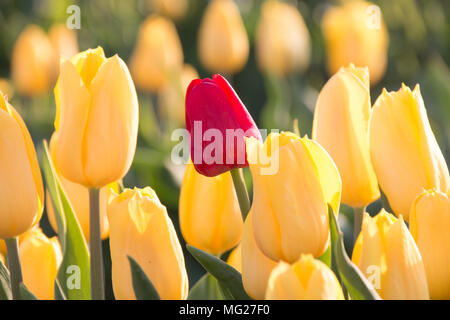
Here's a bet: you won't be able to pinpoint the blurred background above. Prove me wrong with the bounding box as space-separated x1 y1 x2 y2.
0 0 449 299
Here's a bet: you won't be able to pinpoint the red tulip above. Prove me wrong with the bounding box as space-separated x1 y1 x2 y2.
185 74 261 177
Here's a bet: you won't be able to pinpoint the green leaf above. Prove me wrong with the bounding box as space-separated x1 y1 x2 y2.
41 141 91 300
54 279 67 300
127 256 160 300
19 283 38 300
318 244 331 268
186 245 251 300
0 260 12 300
328 205 381 300
188 274 224 300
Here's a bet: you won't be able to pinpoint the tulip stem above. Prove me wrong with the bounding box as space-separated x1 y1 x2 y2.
89 188 105 300
231 168 251 220
353 206 365 244
5 237 22 300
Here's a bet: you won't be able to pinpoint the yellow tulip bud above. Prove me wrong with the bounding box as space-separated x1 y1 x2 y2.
227 244 242 273
321 1 389 85
352 210 429 299
53 47 139 188
130 15 184 92
19 228 62 300
147 0 188 21
312 64 379 207
48 23 79 60
0 92 44 239
255 0 310 76
246 132 341 263
108 187 189 300
198 0 249 74
11 25 57 96
180 162 243 255
158 64 199 128
370 84 450 221
410 190 450 299
266 254 344 300
241 211 277 299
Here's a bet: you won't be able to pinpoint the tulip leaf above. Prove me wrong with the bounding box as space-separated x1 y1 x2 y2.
54 279 67 300
188 274 225 300
0 260 12 300
186 245 252 300
127 256 160 300
328 205 381 300
19 283 38 300
318 244 331 267
41 141 91 300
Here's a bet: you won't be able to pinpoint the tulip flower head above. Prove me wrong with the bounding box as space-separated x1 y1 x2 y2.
227 244 242 273
185 74 261 177
266 254 344 300
352 210 429 299
313 64 379 207
53 47 139 188
0 92 44 239
246 132 341 263
370 84 450 221
410 190 450 299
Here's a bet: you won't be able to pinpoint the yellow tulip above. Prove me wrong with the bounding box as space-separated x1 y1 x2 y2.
321 1 389 85
370 84 450 221
48 23 79 60
227 244 242 273
246 132 341 263
11 25 57 96
255 0 310 76
108 187 189 300
147 0 188 20
410 190 450 299
266 254 344 300
53 46 139 188
352 210 429 299
180 162 243 255
158 64 199 128
198 0 249 74
312 64 379 207
241 211 277 299
0 92 44 239
19 228 62 300
130 15 183 92
46 133 117 241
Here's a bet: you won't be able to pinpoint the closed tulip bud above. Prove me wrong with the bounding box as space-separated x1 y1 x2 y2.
148 0 188 21
321 1 389 85
352 210 429 299
241 211 277 299
159 64 199 128
0 92 44 239
198 0 249 74
266 254 344 300
130 15 183 92
370 84 450 221
185 74 261 177
312 64 379 207
53 47 139 188
19 228 63 300
227 244 242 273
48 24 79 60
108 187 189 300
255 0 310 76
11 25 57 96
410 190 450 299
246 132 341 263
180 162 243 254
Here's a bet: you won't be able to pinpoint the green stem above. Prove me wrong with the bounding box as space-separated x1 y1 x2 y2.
230 168 251 220
89 188 105 300
5 237 22 300
353 206 366 244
